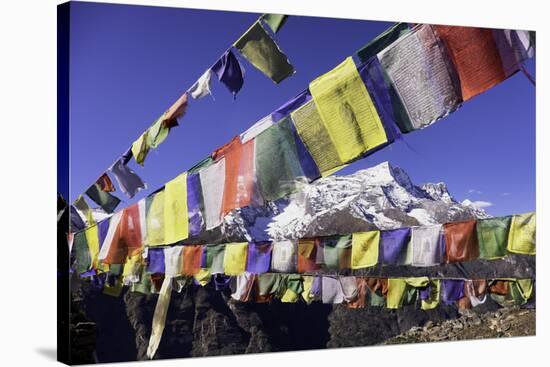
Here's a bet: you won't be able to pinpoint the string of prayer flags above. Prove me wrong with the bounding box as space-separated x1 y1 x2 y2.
109 155 147 199
377 24 461 130
507 212 536 255
476 216 511 260
211 49 244 98
261 14 288 34
309 56 389 165
443 219 479 263
97 173 116 192
85 182 121 213
188 69 214 99
234 21 295 84
164 173 189 245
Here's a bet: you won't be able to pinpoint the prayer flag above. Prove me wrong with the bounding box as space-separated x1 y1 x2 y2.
246 242 272 274
84 224 100 269
507 212 536 255
420 280 440 310
297 239 321 273
206 244 226 274
199 158 226 230
162 92 188 125
164 246 183 277
146 248 165 274
309 57 388 164
146 191 165 246
291 100 345 176
444 220 480 263
380 227 411 265
211 49 244 98
271 240 297 272
164 173 189 244
189 69 214 99
216 137 260 215
234 21 294 84
441 279 465 305
131 131 150 166
477 216 511 259
110 158 147 198
223 242 248 275
433 25 507 101
72 231 91 274
378 24 461 130
182 245 203 276
85 183 121 213
97 173 116 192
322 276 344 304
351 231 380 269
411 224 442 266
255 117 312 201
101 202 144 264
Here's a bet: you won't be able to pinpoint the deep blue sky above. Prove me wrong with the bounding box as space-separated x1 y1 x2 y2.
69 1 536 217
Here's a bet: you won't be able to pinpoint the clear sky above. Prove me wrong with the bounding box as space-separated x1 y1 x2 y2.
69 1 536 217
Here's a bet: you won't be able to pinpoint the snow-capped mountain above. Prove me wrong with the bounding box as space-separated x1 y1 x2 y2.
219 161 489 242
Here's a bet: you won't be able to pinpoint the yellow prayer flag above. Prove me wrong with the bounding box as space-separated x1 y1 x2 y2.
223 242 248 275
164 173 189 244
146 191 165 246
387 278 408 309
122 253 144 279
281 289 299 303
405 277 430 288
301 276 315 304
351 231 380 269
194 268 212 286
85 224 100 269
507 212 536 255
309 57 388 163
131 131 150 166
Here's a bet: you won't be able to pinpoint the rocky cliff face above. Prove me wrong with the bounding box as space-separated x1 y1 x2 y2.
68 162 535 363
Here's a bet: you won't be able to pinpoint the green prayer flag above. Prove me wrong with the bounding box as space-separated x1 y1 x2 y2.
255 117 307 200
234 21 295 84
73 231 91 274
368 287 386 307
85 183 121 213
147 116 170 149
261 14 288 33
323 235 352 270
477 216 511 259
